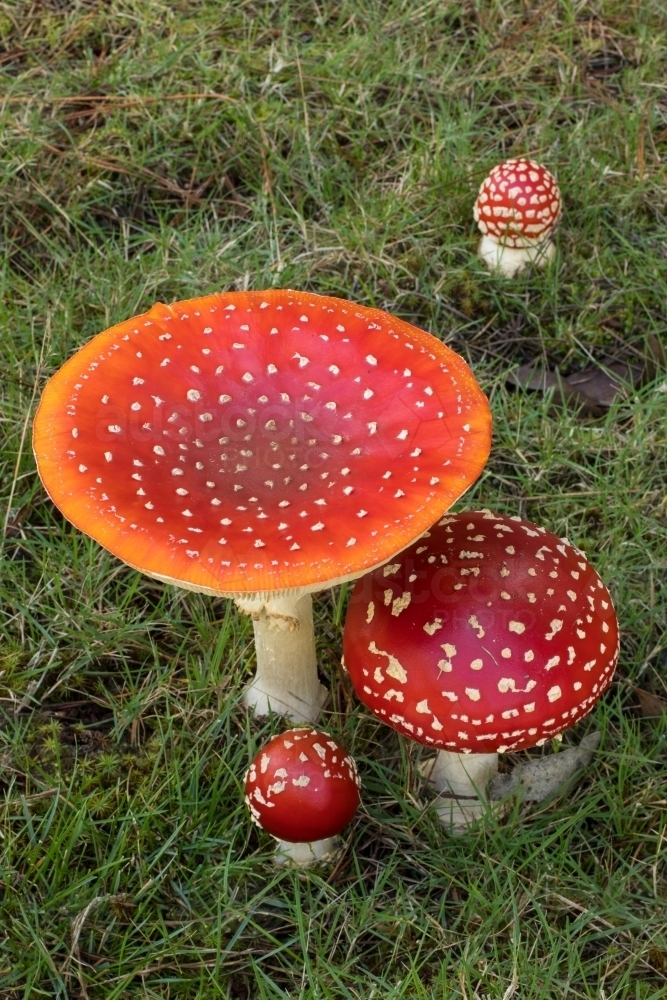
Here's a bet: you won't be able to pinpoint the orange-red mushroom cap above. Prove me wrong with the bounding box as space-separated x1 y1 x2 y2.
33 290 491 596
473 160 561 249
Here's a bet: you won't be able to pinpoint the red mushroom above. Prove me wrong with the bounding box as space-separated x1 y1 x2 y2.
473 159 562 276
244 727 361 863
343 510 618 831
33 290 491 723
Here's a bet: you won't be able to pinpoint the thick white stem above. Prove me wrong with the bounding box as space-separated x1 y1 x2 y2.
274 837 339 866
242 593 327 724
424 751 498 834
478 234 555 277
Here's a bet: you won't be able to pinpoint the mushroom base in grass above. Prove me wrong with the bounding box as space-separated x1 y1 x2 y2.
274 836 340 866
420 736 602 832
478 235 556 278
419 751 498 834
237 592 327 724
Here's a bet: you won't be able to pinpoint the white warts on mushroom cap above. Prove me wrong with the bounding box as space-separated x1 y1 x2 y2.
34 289 492 728
368 641 408 683
474 160 561 276
343 509 619 757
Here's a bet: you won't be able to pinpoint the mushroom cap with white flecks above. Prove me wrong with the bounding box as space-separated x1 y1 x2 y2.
244 728 361 842
343 511 619 754
33 290 491 596
473 160 562 249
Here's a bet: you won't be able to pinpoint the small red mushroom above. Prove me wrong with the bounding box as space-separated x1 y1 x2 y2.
33 289 491 724
473 159 562 276
244 727 361 863
343 510 618 831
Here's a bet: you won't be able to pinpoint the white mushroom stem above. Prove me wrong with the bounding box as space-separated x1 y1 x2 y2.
274 837 338 866
241 593 328 724
478 234 556 277
423 750 498 835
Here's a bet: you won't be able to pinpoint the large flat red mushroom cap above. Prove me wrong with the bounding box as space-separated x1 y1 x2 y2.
473 160 561 249
244 728 361 842
343 511 619 753
33 290 490 595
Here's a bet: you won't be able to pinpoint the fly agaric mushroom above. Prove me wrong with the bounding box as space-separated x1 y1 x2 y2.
473 159 562 277
244 727 361 864
33 290 491 723
343 510 618 832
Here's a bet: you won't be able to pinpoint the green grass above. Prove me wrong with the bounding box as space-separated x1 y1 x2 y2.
1 0 667 996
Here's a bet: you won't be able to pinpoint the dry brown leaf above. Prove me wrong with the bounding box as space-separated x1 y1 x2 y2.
645 334 667 380
566 362 644 407
634 687 667 718
488 732 601 802
506 361 604 415
507 356 648 415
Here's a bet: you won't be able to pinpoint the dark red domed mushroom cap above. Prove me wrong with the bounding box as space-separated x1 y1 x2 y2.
343 511 618 754
33 290 491 596
244 728 361 842
473 160 561 249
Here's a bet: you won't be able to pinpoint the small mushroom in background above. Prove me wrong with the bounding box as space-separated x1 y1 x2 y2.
33 289 491 724
473 159 562 277
343 510 619 834
244 727 361 865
